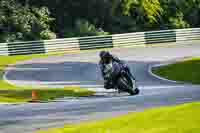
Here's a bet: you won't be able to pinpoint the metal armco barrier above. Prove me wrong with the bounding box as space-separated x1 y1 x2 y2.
176 28 200 42
145 30 176 44
0 43 9 56
8 41 46 55
44 38 80 53
0 28 200 56
79 36 113 50
112 32 145 47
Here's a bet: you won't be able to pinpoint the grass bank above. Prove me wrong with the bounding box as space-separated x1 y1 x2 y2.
152 57 200 84
0 88 93 103
0 54 94 103
38 102 200 133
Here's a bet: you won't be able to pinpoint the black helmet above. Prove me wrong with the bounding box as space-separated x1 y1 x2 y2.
99 51 111 59
99 51 112 64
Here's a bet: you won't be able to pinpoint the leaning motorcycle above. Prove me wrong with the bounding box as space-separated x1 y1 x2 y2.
103 61 139 95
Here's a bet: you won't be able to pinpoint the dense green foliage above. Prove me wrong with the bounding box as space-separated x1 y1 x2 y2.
0 0 200 42
0 0 56 42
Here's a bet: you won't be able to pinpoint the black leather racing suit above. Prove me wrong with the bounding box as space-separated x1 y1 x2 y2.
99 55 134 89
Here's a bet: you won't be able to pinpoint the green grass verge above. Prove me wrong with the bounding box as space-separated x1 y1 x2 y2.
0 88 93 103
152 57 200 84
0 54 94 103
38 102 200 133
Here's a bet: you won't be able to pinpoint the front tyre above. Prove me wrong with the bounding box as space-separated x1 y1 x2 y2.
118 72 140 95
118 76 136 95
127 87 140 95
133 88 140 95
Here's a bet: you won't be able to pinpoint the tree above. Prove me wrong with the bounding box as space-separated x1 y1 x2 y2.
63 19 109 38
0 0 56 42
1 0 200 41
120 0 163 30
179 0 200 27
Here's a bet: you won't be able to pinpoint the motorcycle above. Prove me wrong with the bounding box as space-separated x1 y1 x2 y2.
103 61 139 95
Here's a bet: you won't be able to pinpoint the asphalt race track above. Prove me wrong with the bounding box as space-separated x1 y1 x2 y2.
1 43 200 133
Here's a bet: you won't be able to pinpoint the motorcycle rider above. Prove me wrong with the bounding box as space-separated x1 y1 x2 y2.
99 50 136 90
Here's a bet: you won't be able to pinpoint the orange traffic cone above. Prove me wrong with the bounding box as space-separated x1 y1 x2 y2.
30 90 39 102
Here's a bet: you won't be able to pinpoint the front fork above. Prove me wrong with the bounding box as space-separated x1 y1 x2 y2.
123 69 138 91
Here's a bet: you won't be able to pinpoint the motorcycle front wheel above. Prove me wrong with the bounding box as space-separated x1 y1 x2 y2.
117 75 136 95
